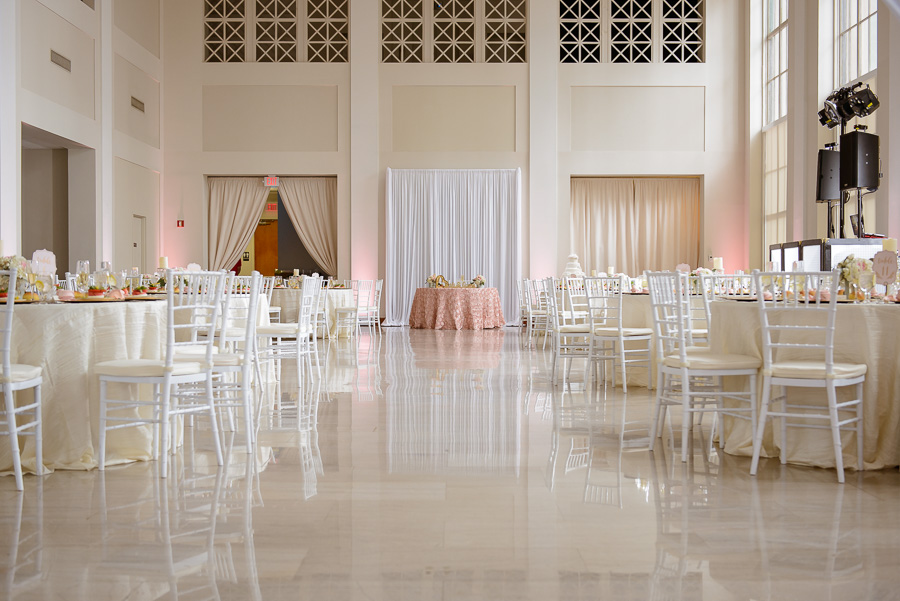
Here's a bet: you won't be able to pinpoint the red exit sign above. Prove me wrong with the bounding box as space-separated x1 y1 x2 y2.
264 176 279 187
266 203 277 212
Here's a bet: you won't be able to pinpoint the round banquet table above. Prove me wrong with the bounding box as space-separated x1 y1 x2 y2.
0 300 167 475
709 299 900 470
409 287 505 330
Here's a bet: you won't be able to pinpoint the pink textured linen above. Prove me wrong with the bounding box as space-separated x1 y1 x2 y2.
409 288 505 330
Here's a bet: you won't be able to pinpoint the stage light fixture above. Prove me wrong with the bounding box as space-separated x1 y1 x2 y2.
818 83 880 129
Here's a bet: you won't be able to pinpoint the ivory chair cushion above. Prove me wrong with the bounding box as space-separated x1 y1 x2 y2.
257 323 314 337
592 326 653 337
3 363 42 383
767 360 867 380
663 351 762 371
95 359 203 378
558 324 591 334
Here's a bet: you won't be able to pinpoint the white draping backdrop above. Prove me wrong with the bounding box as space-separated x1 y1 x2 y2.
570 177 701 275
278 177 338 276
208 177 269 270
384 168 521 326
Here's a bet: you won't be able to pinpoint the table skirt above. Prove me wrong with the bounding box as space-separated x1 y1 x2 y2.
710 300 900 470
409 288 505 330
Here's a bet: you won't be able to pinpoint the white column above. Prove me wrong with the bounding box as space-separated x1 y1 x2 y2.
787 0 819 241
877 2 900 237
0 0 20 252
98 0 114 263
349 0 379 281
529 0 558 278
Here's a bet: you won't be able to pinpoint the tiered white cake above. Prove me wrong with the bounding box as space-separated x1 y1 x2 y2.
562 254 584 278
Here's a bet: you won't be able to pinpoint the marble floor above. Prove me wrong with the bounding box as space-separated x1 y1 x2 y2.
2 327 900 600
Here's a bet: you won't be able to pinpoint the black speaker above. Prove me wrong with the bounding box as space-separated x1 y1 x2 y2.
840 131 879 190
815 149 841 200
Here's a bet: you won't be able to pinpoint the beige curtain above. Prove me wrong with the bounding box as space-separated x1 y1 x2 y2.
277 177 337 277
208 177 269 270
571 177 701 275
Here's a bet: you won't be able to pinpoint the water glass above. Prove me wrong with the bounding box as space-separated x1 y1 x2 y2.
75 260 90 294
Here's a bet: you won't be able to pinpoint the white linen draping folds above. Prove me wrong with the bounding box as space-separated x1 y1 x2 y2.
571 177 701 275
277 177 338 276
208 177 269 270
384 168 521 326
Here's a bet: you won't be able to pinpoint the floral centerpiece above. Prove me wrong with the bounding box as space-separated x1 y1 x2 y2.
426 274 449 288
689 267 713 294
837 254 872 300
0 255 29 298
472 274 485 288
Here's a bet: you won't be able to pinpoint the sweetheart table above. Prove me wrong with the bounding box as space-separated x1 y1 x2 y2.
409 287 505 330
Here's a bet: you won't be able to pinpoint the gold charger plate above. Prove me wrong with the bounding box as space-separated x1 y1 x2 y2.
124 295 164 301
64 297 125 303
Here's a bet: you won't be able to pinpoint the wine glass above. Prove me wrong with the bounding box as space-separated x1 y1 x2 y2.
859 271 875 303
75 260 90 295
24 260 37 299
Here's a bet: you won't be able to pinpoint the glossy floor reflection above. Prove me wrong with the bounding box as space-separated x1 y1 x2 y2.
2 327 900 600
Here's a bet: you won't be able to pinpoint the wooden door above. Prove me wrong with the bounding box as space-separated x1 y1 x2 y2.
254 222 278 276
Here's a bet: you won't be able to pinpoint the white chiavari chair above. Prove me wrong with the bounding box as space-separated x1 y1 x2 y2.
0 268 43 491
332 279 372 340
646 271 760 462
545 277 591 385
262 276 281 323
359 279 383 335
749 270 865 483
97 269 226 479
583 276 652 393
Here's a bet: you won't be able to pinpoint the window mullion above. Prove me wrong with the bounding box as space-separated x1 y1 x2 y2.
246 0 256 62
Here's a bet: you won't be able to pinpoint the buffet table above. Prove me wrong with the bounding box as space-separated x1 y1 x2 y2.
710 300 900 470
409 287 505 330
0 300 167 474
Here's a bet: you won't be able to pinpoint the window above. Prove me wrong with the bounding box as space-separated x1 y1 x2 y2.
560 0 704 64
763 0 787 125
763 121 787 251
381 0 526 63
204 0 348 63
837 0 877 86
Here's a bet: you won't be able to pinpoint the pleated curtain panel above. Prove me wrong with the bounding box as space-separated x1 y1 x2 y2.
278 177 338 276
207 177 269 270
384 168 522 326
570 177 701 276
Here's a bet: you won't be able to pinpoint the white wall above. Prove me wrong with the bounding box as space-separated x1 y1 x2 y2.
0 0 162 274
557 0 749 275
162 0 350 270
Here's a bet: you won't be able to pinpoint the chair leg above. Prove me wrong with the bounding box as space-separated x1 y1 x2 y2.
827 382 845 483
856 381 864 471
207 376 224 467
34 384 42 477
159 383 171 479
99 379 108 472
5 388 24 491
619 340 628 394
681 368 691 462
750 376 771 476
648 373 666 452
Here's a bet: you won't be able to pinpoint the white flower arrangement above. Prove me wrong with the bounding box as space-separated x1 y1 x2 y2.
0 255 28 296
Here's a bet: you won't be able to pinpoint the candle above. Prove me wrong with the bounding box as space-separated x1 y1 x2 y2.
293 268 299 276
607 265 615 276
159 256 168 269
591 269 597 277
712 257 723 271
883 238 897 253
0 240 4 257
